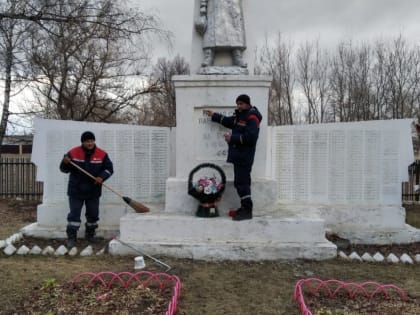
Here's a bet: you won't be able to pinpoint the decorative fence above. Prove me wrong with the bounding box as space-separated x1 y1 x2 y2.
294 278 408 315
71 271 181 315
0 157 43 201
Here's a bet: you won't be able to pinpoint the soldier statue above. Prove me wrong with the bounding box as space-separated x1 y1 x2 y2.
195 0 247 68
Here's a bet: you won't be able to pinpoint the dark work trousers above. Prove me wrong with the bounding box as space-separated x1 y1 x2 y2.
67 197 100 228
233 163 253 210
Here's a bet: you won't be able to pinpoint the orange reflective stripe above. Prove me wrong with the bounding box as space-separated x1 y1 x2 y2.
247 114 260 127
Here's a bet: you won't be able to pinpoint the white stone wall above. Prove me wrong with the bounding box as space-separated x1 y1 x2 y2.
271 119 414 206
31 118 170 228
29 117 415 240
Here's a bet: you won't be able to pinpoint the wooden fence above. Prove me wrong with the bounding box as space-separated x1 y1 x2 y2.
402 161 420 204
0 157 43 201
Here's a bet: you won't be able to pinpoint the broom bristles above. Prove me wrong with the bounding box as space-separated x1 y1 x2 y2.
123 197 150 213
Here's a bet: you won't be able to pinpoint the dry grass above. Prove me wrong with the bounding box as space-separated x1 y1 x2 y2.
0 199 419 315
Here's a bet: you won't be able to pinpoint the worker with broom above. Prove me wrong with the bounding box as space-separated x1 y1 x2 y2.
60 131 114 248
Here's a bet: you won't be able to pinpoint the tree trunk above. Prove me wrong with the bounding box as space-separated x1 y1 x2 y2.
0 41 13 155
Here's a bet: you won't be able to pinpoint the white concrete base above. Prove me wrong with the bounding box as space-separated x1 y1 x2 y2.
109 238 337 261
338 224 420 245
20 222 119 239
36 202 129 226
261 203 420 245
20 202 141 239
316 205 408 232
20 202 165 239
314 204 420 244
107 202 420 260
108 212 337 261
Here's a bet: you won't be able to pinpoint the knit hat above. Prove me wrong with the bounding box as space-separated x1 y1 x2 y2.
236 94 251 105
81 131 95 142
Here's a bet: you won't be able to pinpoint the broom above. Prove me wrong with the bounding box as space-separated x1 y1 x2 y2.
69 161 150 213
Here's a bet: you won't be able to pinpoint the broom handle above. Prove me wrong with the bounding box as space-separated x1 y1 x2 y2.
69 161 124 198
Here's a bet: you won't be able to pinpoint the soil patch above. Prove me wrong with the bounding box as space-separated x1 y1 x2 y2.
305 292 420 314
11 280 172 315
0 199 38 239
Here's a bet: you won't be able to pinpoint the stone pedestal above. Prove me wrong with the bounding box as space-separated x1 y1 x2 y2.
164 75 276 214
110 75 337 261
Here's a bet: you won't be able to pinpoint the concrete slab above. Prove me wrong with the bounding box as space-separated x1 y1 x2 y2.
108 212 337 261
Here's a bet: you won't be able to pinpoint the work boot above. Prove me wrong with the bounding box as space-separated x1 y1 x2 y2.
66 225 78 249
232 208 252 221
85 223 99 243
232 197 253 221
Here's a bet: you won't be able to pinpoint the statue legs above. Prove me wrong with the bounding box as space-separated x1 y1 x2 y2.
232 49 247 68
201 48 247 68
202 48 215 67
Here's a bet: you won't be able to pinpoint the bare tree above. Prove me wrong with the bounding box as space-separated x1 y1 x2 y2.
23 0 167 123
0 0 34 151
329 40 373 122
255 33 296 125
0 0 160 36
139 55 189 127
349 43 374 121
0 0 169 142
382 36 420 119
296 40 331 124
370 41 388 120
254 32 420 125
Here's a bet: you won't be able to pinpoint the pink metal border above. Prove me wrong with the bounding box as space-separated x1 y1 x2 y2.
294 278 408 315
71 271 181 315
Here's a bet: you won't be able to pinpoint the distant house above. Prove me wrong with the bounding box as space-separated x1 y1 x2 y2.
1 135 33 157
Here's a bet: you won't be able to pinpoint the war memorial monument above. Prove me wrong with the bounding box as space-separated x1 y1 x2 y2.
23 0 420 260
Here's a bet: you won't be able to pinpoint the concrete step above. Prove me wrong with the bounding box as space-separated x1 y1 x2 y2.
108 213 337 260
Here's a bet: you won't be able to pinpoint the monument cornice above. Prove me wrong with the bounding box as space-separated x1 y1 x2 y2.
172 75 272 88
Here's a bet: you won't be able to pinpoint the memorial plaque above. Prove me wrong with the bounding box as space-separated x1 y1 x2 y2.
128 129 169 200
381 130 399 200
194 107 234 161
102 129 130 202
133 130 152 197
292 130 310 200
151 131 170 195
346 130 364 202
272 120 412 205
328 129 346 202
274 130 294 200
363 130 381 201
44 130 78 202
310 130 328 201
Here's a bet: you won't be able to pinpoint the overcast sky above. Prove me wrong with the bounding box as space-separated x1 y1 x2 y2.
6 0 420 134
135 0 420 63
